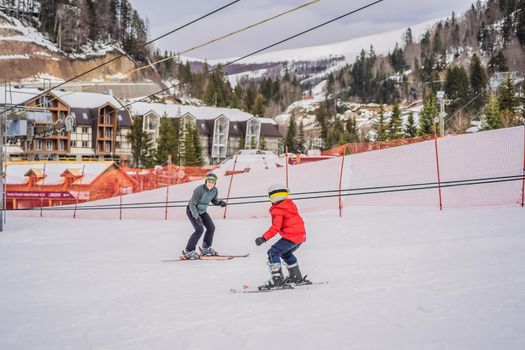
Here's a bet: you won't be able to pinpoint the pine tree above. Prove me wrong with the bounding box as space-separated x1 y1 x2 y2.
285 115 298 153
498 76 517 126
252 93 265 117
445 66 471 114
388 103 403 139
346 116 360 143
404 112 418 137
419 96 438 135
191 126 204 166
404 27 413 46
154 116 177 165
297 120 306 154
374 105 388 141
127 116 154 168
484 94 503 129
488 50 508 73
469 54 488 110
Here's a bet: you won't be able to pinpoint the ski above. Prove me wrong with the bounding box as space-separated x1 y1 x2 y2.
162 252 249 262
230 281 328 293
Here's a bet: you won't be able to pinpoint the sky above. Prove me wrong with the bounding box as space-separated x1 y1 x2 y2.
127 0 477 60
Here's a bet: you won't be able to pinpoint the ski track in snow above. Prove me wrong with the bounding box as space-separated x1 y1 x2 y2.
1 204 525 350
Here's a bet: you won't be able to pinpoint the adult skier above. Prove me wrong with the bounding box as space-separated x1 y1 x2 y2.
254 184 308 289
183 173 226 259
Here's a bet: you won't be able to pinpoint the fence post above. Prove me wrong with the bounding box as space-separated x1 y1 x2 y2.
521 125 525 207
223 153 238 219
338 144 348 218
73 164 86 219
39 163 47 217
119 168 123 221
165 165 173 220
285 146 289 188
433 128 443 211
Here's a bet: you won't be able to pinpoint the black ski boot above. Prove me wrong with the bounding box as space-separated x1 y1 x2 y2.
259 266 291 291
286 264 312 285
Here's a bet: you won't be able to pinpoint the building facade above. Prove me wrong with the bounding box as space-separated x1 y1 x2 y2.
132 102 282 165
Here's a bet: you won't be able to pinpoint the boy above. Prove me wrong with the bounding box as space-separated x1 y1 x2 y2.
255 184 308 288
183 173 226 259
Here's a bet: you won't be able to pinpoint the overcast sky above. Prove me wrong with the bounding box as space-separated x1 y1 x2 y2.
127 0 476 60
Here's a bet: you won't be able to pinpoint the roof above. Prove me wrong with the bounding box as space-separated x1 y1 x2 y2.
53 90 124 110
0 86 128 113
6 162 115 185
131 102 257 122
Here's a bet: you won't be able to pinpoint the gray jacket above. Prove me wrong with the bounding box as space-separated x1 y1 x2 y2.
188 184 220 218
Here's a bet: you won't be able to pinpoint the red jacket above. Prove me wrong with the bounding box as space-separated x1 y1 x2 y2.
262 198 306 244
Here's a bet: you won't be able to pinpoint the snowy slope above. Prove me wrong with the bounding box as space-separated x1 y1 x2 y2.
11 126 524 221
204 18 439 65
1 205 524 349
2 126 525 349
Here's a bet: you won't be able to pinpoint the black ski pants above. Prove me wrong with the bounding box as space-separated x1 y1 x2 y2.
185 206 215 251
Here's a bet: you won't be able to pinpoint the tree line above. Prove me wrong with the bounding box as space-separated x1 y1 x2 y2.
2 0 149 60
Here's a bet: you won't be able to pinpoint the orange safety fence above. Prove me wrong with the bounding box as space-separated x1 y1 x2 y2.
321 134 436 156
122 164 216 192
5 162 216 210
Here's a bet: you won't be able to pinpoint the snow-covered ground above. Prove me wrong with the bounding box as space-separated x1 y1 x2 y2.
1 205 524 349
2 127 525 349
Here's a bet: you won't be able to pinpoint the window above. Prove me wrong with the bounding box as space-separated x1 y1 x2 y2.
82 127 89 133
82 141 89 148
105 115 111 125
105 129 112 139
35 140 42 150
46 140 53 151
105 142 112 152
59 141 66 151
115 142 120 149
70 140 76 147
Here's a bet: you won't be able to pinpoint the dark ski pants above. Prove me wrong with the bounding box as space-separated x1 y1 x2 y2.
185 206 215 251
267 238 301 266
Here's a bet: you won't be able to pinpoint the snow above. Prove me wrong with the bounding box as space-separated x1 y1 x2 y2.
131 101 263 123
0 54 29 60
6 162 114 185
206 18 440 65
2 127 525 349
2 206 524 349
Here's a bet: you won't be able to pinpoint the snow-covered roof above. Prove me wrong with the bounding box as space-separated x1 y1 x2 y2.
0 86 47 105
0 86 123 110
131 102 257 122
53 90 123 110
6 162 114 185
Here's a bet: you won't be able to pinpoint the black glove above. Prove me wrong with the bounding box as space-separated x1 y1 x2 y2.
218 200 227 208
255 237 266 246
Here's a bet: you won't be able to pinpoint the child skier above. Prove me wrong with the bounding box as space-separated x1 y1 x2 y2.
183 173 226 259
255 184 308 289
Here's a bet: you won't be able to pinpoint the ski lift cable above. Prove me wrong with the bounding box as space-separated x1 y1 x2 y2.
2 0 242 116
19 0 322 114
118 0 386 112
9 173 522 211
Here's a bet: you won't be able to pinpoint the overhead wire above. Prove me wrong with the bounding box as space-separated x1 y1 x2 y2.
2 0 242 115
19 0 322 113
118 0 386 112
10 173 523 211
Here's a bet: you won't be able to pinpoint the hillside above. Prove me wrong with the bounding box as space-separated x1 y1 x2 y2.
0 2 158 92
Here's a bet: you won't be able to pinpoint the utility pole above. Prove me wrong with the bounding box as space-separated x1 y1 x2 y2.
436 91 447 137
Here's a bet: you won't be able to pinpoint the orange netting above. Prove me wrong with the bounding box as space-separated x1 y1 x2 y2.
321 134 436 156
123 165 216 192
